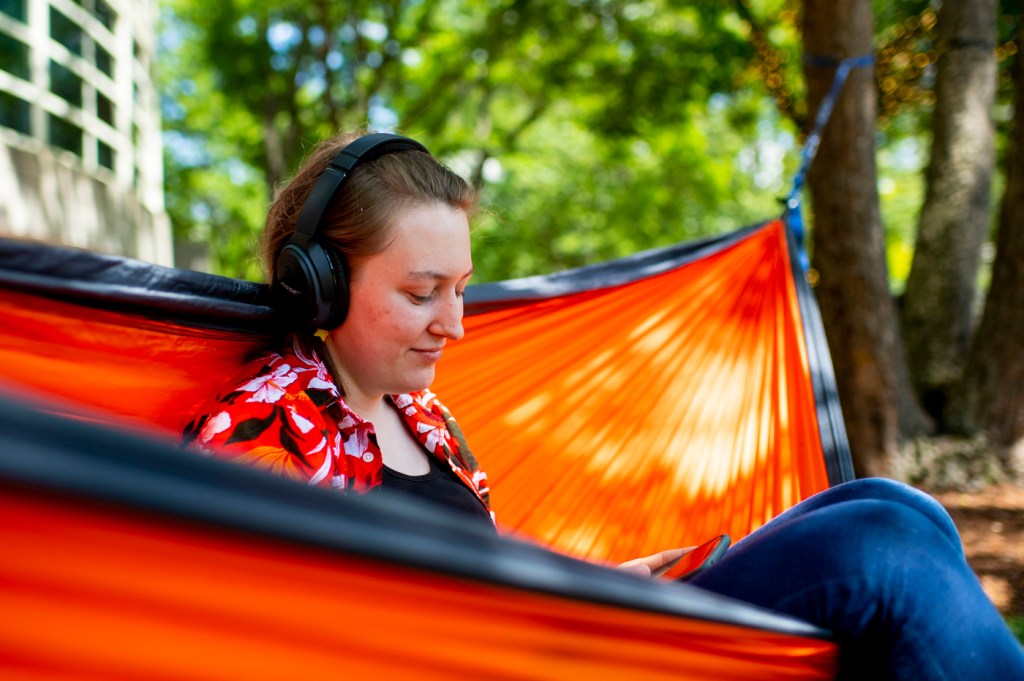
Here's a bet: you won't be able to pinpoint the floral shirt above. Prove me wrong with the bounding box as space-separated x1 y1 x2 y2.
182 335 492 522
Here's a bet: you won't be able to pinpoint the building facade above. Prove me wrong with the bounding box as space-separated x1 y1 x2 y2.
0 0 171 265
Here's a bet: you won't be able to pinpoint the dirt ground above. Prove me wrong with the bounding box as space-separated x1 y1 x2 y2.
919 483 1024 621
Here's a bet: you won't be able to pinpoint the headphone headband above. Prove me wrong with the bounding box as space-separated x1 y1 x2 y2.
275 132 429 330
293 133 428 242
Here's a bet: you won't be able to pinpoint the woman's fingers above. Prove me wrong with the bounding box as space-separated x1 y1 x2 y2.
616 547 694 578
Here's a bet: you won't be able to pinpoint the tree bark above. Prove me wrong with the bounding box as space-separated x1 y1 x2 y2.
803 0 929 477
951 44 1024 471
900 0 997 425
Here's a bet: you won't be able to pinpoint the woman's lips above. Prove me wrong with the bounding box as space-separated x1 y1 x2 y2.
412 347 443 362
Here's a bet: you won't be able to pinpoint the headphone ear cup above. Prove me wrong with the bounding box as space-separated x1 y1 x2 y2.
274 242 319 328
321 243 350 329
301 239 342 329
274 239 344 329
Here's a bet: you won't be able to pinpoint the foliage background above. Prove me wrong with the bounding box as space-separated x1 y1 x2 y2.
158 0 935 286
158 1 1018 292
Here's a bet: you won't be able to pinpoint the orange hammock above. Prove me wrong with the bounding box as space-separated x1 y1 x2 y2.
0 395 836 679
0 219 851 560
0 219 848 678
437 219 851 562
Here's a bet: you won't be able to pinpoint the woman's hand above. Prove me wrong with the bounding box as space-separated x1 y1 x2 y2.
616 547 693 578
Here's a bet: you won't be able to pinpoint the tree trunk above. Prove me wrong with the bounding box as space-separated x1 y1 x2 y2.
803 0 929 477
900 0 997 426
951 45 1024 472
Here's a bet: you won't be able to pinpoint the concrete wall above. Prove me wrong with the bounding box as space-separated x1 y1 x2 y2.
0 0 171 265
0 130 171 263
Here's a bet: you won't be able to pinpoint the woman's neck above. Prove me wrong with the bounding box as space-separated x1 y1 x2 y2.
314 335 387 419
344 390 389 422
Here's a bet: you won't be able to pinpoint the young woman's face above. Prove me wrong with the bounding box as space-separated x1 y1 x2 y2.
326 202 473 405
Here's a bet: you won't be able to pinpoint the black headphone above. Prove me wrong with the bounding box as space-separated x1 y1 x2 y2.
273 132 428 330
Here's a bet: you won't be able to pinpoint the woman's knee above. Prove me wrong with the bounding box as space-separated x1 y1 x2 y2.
824 477 919 504
816 478 962 551
774 499 964 577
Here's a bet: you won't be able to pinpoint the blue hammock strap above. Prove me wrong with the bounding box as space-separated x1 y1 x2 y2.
784 53 875 272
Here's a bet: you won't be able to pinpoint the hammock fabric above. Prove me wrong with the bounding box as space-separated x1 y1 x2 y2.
0 218 850 677
437 219 852 564
0 395 836 679
0 218 852 564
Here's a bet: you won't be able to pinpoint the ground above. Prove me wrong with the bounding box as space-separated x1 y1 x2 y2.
919 483 1024 640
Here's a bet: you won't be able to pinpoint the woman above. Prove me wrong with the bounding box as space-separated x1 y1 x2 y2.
183 131 494 530
184 131 1024 679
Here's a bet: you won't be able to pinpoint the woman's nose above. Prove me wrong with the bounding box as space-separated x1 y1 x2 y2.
430 293 464 341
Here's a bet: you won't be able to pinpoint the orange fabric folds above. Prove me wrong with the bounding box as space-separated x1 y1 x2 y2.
0 484 836 681
0 398 837 679
434 220 838 564
0 221 848 564
0 290 269 435
0 223 845 678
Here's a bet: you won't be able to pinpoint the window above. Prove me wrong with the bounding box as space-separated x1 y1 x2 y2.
95 44 112 76
49 60 82 107
0 31 29 80
48 114 82 156
97 91 114 124
97 139 114 170
0 90 30 134
0 0 26 23
94 0 116 30
50 7 83 56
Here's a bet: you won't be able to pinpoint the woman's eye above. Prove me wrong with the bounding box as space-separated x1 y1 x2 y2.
408 292 433 304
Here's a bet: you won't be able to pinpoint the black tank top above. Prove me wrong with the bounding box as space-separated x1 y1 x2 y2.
382 455 494 531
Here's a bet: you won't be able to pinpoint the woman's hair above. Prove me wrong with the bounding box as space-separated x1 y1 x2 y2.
260 130 477 283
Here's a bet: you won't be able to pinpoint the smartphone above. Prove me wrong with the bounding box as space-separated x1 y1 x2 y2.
667 534 731 582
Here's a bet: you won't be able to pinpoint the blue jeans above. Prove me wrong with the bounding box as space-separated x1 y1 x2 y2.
689 478 1024 680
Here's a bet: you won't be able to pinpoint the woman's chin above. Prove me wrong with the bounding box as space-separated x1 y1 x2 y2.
395 367 435 394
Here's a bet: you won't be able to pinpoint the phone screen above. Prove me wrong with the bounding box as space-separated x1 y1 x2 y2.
664 534 730 582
